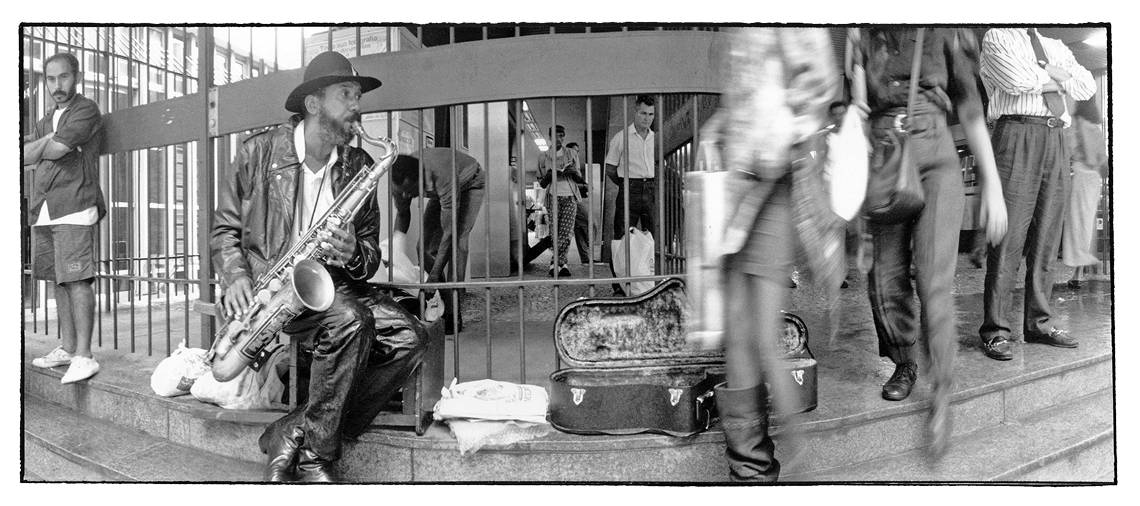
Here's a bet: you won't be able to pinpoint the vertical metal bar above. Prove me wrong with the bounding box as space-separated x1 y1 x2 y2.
449 26 455 45
386 111 394 288
183 141 190 345
450 114 459 381
515 100 525 279
689 96 700 273
514 100 527 383
550 98 559 279
586 96 595 298
622 96 630 294
483 104 492 380
196 27 216 349
417 109 426 319
386 26 392 53
656 93 665 275
131 154 137 354
165 150 172 355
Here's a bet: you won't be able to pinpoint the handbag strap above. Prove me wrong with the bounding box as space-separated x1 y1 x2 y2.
905 28 926 125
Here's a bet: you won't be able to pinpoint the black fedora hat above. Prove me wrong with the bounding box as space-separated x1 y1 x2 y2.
285 51 381 113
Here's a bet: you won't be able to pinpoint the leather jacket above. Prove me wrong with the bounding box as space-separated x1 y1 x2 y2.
211 117 381 293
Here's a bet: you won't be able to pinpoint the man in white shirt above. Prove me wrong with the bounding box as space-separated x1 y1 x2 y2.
23 53 106 384
977 28 1096 361
605 95 657 295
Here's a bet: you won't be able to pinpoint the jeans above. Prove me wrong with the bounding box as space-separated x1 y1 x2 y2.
866 108 963 393
981 118 1071 341
264 283 427 461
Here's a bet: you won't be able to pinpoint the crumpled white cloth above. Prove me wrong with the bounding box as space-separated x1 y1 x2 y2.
446 419 554 456
433 379 552 455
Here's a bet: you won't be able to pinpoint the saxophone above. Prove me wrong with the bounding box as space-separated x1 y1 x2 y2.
208 123 398 382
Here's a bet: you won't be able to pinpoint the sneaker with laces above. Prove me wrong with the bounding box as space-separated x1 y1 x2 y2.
61 356 100 384
32 347 73 369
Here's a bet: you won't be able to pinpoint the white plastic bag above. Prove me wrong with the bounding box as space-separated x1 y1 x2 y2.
191 345 285 410
824 106 869 221
150 344 211 397
610 227 656 296
191 367 262 409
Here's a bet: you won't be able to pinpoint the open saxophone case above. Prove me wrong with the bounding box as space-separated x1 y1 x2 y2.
547 278 816 437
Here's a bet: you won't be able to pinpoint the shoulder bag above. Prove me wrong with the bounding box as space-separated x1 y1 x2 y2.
864 28 926 224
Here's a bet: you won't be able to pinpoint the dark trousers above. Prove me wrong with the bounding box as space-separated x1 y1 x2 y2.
613 178 656 239
866 110 963 392
981 119 1071 341
423 185 486 333
263 284 427 461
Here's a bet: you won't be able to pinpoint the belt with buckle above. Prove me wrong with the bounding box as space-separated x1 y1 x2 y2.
998 115 1063 128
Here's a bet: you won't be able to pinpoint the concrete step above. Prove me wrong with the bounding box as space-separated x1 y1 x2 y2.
23 396 262 482
23 336 1113 482
787 388 1115 482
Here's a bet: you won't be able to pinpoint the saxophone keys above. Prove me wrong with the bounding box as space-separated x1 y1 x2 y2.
268 279 283 292
257 289 272 305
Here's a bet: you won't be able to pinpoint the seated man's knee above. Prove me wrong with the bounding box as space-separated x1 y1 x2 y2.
327 298 376 336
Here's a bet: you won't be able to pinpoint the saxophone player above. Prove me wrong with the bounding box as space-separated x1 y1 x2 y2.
211 51 427 482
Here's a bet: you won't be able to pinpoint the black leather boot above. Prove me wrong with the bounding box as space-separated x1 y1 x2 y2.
295 447 336 483
259 425 303 482
715 383 780 483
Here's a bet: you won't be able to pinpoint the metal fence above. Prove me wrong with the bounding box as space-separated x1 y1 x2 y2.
22 24 1114 386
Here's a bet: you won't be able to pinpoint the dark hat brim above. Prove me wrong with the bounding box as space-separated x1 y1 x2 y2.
284 74 382 113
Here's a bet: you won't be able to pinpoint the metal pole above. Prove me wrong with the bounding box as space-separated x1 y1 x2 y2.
195 27 216 349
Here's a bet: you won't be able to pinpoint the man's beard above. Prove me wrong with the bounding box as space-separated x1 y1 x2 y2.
52 86 76 105
317 107 358 146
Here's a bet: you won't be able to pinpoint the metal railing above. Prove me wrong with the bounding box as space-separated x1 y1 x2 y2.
22 25 1112 389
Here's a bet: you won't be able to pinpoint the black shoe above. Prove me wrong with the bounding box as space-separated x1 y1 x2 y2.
558 265 571 277
881 362 918 401
1025 328 1078 348
981 336 1013 361
295 448 336 483
841 278 850 289
259 426 303 482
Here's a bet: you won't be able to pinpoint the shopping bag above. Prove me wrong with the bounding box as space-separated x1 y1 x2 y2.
191 345 285 410
611 227 656 296
150 344 210 397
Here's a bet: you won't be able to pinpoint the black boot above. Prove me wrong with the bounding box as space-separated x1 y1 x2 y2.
258 425 303 482
715 383 780 483
295 447 336 482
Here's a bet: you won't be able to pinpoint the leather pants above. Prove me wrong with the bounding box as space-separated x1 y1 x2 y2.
262 283 428 462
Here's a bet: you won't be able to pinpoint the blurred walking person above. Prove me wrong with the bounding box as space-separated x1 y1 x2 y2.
696 27 839 482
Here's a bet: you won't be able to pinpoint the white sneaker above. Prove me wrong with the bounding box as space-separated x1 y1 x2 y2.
32 347 73 368
61 356 100 384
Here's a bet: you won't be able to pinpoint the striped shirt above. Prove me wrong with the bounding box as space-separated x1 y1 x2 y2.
980 28 1096 127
